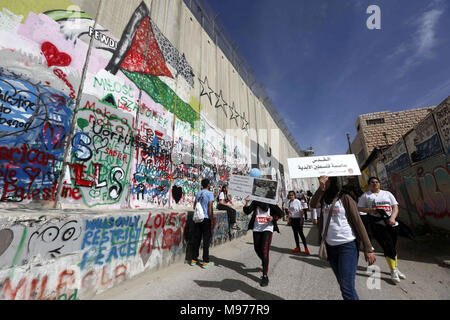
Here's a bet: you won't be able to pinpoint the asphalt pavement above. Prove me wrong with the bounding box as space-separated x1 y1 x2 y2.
93 219 450 300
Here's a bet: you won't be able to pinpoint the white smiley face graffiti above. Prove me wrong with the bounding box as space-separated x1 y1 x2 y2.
27 219 82 259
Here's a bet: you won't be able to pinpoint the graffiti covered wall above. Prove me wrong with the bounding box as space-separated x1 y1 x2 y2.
0 209 248 300
0 0 299 210
0 0 301 300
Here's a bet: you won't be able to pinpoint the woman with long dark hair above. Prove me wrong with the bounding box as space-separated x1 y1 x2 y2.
310 176 376 300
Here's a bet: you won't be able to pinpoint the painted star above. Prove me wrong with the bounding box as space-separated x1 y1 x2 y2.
214 90 227 117
240 112 249 130
229 102 240 126
199 76 215 105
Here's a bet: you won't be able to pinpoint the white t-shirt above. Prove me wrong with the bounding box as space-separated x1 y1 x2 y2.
219 192 226 202
311 207 320 220
300 199 308 210
253 207 274 233
322 200 356 246
287 199 302 218
357 190 399 226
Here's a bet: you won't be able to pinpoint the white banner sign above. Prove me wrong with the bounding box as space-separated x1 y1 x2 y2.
228 174 278 205
287 154 361 179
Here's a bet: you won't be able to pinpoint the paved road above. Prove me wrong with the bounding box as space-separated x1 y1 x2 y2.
94 219 450 300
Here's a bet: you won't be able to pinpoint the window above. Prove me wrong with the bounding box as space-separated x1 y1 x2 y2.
366 118 385 125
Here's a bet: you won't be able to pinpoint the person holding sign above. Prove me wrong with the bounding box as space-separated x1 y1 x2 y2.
310 176 376 300
287 191 310 254
357 176 405 284
243 196 283 287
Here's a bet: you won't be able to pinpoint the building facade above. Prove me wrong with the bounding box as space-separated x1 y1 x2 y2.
350 106 435 167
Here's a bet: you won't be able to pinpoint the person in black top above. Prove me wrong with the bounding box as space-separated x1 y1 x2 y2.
243 196 283 287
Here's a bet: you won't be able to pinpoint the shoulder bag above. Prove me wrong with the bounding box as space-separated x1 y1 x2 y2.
318 197 338 261
193 193 205 223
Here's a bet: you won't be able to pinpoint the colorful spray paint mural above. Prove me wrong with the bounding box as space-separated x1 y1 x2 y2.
0 0 256 209
0 0 303 300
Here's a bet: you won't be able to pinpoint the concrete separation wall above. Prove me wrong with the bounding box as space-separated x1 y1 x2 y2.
0 0 304 211
0 208 249 300
0 0 301 299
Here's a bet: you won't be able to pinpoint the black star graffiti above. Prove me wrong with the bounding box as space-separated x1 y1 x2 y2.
240 112 249 130
214 90 227 117
229 102 240 126
244 119 250 130
199 76 214 105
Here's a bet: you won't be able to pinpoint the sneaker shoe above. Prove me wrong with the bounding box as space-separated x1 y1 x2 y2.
304 248 310 255
260 275 269 287
391 270 401 284
396 268 406 279
201 262 215 269
293 247 301 253
190 260 197 266
231 225 241 230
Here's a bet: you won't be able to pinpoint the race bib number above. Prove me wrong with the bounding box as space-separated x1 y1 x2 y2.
375 204 392 213
257 216 269 224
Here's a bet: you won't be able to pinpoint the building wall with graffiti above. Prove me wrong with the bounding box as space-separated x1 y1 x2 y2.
0 208 249 300
0 0 301 210
359 97 450 232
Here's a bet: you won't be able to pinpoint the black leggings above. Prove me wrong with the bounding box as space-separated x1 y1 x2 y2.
372 224 399 260
193 218 212 263
290 218 307 249
303 209 308 220
217 203 236 224
253 231 273 276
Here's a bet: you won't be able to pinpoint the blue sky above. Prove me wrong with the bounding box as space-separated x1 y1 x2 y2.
207 0 450 156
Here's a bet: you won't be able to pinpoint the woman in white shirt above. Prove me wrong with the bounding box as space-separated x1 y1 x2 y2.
310 176 376 300
358 176 405 284
287 191 310 254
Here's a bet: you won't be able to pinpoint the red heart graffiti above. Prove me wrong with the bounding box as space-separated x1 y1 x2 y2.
24 167 42 181
41 42 72 67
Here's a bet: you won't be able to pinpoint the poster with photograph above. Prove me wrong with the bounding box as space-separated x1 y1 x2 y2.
433 98 450 155
228 174 278 205
382 139 410 175
287 154 361 179
404 114 443 164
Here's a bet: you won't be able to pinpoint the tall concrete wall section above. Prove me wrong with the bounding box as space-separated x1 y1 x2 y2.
0 0 303 299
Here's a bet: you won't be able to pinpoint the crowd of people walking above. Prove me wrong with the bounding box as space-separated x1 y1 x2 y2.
190 170 408 300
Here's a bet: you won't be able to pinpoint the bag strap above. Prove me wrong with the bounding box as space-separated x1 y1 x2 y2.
322 196 338 240
197 191 204 204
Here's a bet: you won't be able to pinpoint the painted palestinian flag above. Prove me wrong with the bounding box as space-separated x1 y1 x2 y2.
105 1 199 129
120 16 173 78
105 2 172 78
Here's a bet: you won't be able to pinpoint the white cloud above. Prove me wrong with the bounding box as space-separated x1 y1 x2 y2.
393 2 445 78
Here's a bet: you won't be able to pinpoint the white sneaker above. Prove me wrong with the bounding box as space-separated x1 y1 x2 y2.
396 268 406 279
391 270 401 283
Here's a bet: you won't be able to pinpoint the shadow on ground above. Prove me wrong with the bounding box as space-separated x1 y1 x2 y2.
209 255 262 284
193 278 284 300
